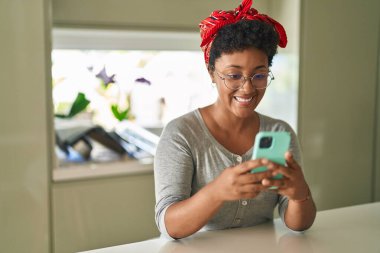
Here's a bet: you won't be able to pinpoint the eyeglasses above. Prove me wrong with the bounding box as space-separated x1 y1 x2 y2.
215 70 274 90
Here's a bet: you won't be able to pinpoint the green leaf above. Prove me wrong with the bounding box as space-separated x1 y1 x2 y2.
111 104 130 121
67 92 90 118
54 114 68 119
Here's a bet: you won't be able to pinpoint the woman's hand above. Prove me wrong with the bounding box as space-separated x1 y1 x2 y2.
260 151 316 230
261 152 310 201
210 159 274 202
164 158 275 239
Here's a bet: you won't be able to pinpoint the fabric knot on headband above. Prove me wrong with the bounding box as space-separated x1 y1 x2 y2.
199 0 287 64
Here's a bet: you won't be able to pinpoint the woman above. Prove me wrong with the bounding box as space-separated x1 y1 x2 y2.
154 0 316 239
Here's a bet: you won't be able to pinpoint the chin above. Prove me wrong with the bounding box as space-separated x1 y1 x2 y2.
231 101 258 118
232 107 256 119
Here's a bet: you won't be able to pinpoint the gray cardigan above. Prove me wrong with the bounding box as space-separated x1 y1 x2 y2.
154 109 302 239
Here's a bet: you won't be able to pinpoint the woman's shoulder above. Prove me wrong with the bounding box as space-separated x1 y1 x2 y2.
165 110 200 129
161 109 203 138
257 113 294 132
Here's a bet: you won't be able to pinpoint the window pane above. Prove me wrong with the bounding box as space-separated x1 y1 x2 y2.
52 49 298 130
52 50 217 130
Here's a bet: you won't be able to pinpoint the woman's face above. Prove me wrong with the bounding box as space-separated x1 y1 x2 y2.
211 47 269 119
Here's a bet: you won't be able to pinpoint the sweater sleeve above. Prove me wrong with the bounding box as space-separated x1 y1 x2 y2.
154 119 195 239
277 121 304 228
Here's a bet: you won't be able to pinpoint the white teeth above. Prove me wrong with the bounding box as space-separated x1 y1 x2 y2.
235 96 253 102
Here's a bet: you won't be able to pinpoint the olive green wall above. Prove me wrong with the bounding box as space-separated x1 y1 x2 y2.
298 0 380 210
268 0 300 55
0 0 53 252
376 17 380 202
53 173 158 253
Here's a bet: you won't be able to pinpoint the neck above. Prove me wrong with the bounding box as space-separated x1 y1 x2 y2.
208 104 258 133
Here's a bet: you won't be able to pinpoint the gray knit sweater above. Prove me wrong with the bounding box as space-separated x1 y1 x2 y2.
154 109 302 239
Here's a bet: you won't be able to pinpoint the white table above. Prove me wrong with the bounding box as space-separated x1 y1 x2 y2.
80 202 380 253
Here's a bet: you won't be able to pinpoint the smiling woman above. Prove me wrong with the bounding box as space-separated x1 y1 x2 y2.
153 0 311 240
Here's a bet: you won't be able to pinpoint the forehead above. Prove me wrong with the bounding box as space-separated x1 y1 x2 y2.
215 48 268 69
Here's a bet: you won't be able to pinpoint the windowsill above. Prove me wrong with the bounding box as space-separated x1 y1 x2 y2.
53 157 153 183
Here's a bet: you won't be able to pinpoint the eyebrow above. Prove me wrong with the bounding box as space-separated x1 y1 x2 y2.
224 64 267 70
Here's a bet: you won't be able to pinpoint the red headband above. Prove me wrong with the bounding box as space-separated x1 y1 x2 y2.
199 0 287 64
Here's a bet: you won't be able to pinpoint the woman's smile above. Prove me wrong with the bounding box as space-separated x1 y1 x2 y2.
233 95 255 106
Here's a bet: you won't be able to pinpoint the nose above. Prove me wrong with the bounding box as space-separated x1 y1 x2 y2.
240 77 256 92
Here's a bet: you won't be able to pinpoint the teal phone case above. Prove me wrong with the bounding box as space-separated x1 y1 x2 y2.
251 131 291 179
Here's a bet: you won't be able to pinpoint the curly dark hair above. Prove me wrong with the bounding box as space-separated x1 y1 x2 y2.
208 20 279 71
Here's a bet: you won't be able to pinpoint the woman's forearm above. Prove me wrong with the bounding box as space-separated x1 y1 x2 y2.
163 160 274 239
284 196 316 231
164 181 224 239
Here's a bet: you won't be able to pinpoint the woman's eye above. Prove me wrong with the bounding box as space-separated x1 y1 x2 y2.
227 74 242 80
254 73 268 80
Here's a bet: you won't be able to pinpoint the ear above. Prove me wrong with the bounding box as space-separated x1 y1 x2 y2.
207 64 215 83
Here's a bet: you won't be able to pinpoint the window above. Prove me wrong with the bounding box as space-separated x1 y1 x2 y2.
52 49 216 129
52 28 298 165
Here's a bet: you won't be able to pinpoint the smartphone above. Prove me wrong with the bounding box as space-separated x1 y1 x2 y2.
251 131 291 179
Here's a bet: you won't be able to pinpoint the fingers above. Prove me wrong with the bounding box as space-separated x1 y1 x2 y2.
239 183 267 194
239 184 269 199
285 151 301 171
262 178 289 189
263 153 302 180
255 153 309 201
236 159 269 174
238 170 273 185
265 161 293 179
